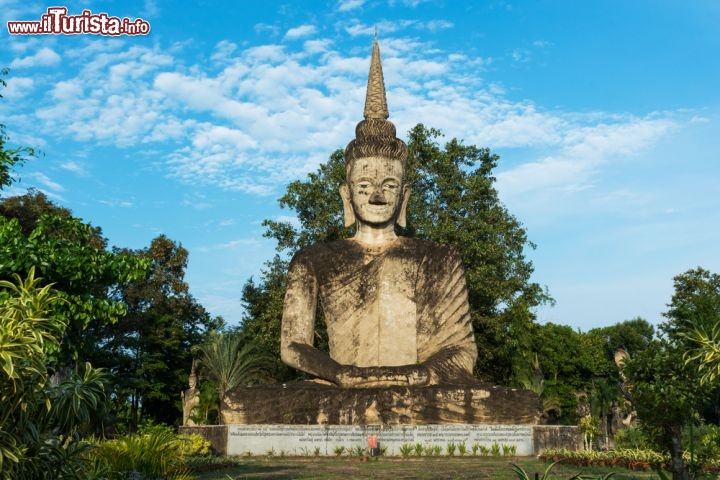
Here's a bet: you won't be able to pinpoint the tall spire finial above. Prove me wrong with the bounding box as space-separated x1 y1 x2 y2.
345 37 407 172
363 37 389 120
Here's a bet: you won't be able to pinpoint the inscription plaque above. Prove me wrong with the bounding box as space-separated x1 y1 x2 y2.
227 424 534 456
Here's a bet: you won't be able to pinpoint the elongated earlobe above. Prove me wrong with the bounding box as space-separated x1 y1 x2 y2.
397 186 411 228
339 184 356 227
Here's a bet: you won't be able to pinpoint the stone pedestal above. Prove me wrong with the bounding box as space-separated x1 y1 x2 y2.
222 382 543 425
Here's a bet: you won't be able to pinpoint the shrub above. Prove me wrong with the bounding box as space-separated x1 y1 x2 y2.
179 433 211 457
89 430 193 480
613 426 650 450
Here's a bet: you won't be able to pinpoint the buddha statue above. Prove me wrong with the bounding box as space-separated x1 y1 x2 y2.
280 39 478 388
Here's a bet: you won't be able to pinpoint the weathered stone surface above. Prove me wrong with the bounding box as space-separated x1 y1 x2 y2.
222 382 543 425
184 424 582 457
181 362 199 426
533 425 583 452
280 39 477 389
281 237 478 387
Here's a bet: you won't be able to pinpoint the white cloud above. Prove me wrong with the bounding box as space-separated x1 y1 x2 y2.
244 45 286 63
1 77 33 99
99 199 134 208
344 19 418 37
424 20 454 32
254 23 279 36
284 24 317 40
141 0 160 17
197 238 261 252
533 40 554 48
1 28 680 204
28 172 63 192
390 0 431 6
10 47 61 68
303 39 332 55
511 48 531 63
496 116 676 197
51 79 84 100
191 125 257 151
0 0 42 26
337 0 365 12
211 40 238 63
60 161 88 176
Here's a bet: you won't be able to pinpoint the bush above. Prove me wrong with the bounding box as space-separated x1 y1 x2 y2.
613 426 650 450
88 430 193 480
179 433 211 457
683 423 720 466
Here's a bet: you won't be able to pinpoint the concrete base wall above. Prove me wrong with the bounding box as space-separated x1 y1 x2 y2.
183 424 581 457
533 425 583 453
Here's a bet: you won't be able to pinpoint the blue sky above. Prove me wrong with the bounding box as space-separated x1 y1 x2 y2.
1 0 718 331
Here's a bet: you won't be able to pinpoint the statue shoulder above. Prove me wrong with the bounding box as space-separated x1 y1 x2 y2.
399 237 461 259
289 239 355 266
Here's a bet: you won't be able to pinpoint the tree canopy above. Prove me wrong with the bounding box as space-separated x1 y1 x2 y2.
0 190 149 366
622 267 720 480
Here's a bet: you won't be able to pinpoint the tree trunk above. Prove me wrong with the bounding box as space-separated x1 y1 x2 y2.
603 413 609 450
670 425 689 480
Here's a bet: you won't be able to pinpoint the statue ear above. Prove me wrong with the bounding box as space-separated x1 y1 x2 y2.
397 185 411 228
339 183 356 227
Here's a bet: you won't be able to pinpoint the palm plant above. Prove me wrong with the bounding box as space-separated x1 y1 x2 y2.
683 324 720 387
0 269 64 477
193 332 274 410
0 269 109 479
590 378 618 450
519 353 563 419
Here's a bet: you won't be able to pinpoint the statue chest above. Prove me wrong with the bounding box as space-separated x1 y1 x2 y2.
318 253 419 367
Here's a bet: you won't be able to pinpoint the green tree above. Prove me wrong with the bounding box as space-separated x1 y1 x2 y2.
622 267 720 480
665 267 720 423
586 317 655 361
241 125 551 384
91 235 222 429
0 193 149 366
623 339 704 480
528 322 607 424
241 256 297 381
662 268 720 341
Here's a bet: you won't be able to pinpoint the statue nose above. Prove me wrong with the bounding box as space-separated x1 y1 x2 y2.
369 188 387 205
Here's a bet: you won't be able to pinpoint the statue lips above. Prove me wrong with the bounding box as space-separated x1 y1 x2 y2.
356 203 396 225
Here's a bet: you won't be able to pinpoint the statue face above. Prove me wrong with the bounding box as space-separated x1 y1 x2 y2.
347 156 404 227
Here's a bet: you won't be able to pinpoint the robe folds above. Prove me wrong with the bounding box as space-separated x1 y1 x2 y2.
281 237 478 383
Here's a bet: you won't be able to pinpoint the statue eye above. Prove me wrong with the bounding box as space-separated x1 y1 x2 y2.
382 182 399 191
356 182 372 190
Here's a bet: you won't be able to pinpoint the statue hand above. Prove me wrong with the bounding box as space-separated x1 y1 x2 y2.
334 364 430 388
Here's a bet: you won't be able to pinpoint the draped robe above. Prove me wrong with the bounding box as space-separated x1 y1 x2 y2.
281 237 478 384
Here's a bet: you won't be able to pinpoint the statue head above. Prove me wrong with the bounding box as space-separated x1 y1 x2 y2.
341 38 410 229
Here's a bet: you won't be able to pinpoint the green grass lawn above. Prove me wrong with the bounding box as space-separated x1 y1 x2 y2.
193 456 667 480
